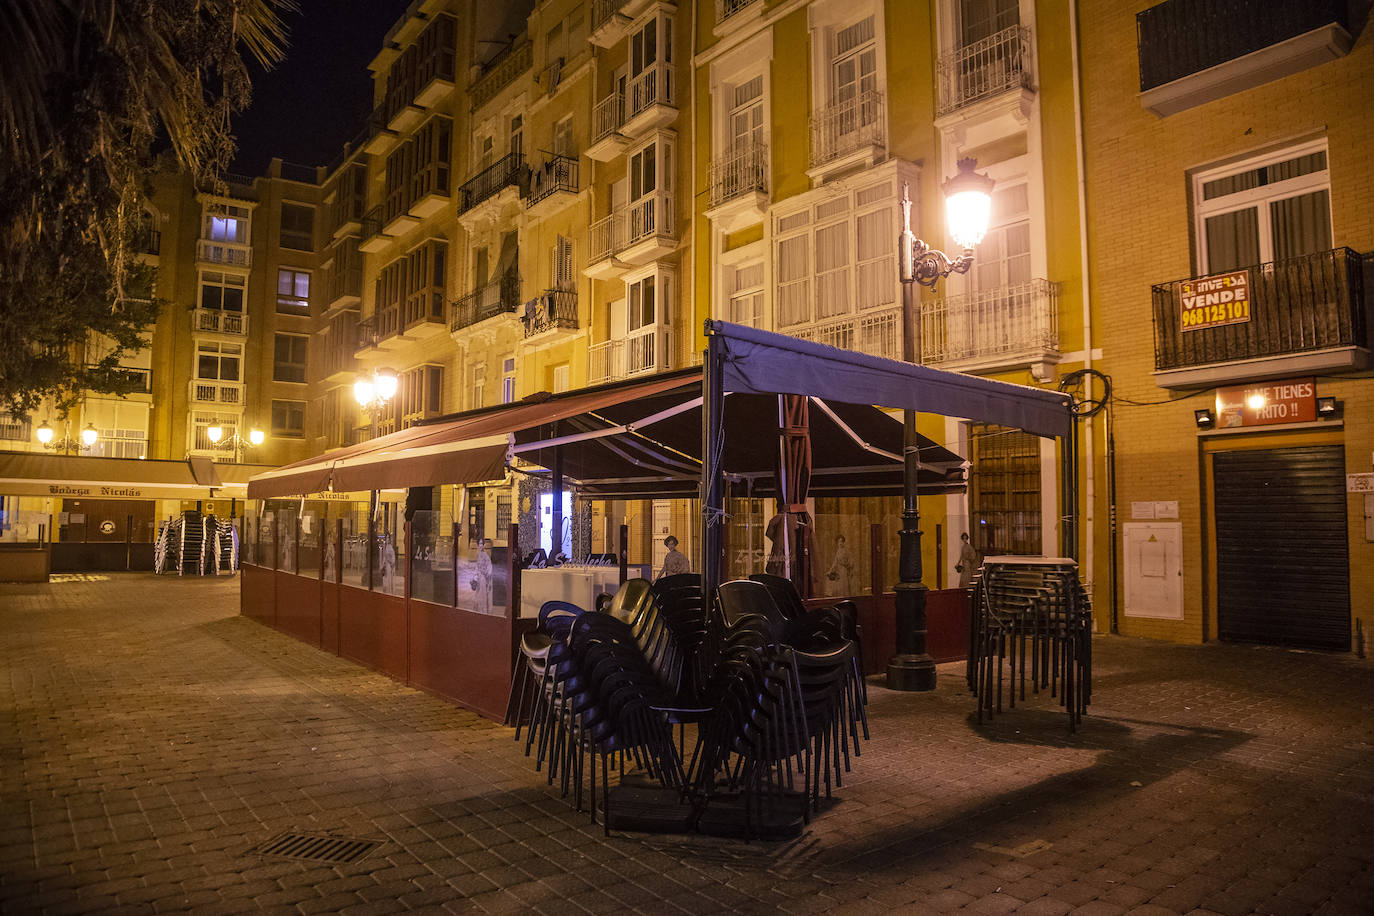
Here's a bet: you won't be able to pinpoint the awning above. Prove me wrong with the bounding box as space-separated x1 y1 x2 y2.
247 368 968 501
708 319 1074 439
245 374 695 499
0 452 248 500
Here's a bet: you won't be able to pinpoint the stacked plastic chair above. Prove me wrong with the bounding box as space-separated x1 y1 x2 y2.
967 556 1093 732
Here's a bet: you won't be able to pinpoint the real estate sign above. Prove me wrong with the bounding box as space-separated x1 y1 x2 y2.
1180 269 1250 331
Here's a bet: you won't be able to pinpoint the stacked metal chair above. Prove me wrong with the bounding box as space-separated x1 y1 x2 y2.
967 556 1092 732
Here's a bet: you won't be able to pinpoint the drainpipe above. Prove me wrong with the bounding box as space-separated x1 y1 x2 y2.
1068 0 1096 610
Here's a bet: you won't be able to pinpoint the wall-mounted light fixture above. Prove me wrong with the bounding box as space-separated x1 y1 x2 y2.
1316 396 1341 418
1194 408 1214 429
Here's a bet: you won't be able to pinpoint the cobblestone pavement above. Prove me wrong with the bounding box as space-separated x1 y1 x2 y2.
2 573 1372 915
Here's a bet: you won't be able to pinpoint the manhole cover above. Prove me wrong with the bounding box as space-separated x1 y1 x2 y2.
249 832 382 864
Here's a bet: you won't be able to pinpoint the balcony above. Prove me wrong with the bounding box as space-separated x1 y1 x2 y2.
470 39 532 110
1152 247 1370 388
192 307 248 337
587 92 630 161
1137 0 1355 117
923 278 1061 381
622 193 676 264
196 240 251 268
936 25 1035 141
808 89 885 182
325 244 363 313
450 270 521 335
188 379 244 406
706 140 768 232
585 211 629 279
588 327 673 384
359 206 394 255
355 307 403 353
589 0 631 48
716 0 762 29
624 64 677 137
458 154 528 227
526 156 580 217
521 289 578 341
319 315 358 384
364 109 401 157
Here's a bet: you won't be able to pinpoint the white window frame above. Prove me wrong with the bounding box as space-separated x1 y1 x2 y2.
471 361 486 410
196 341 242 382
1191 138 1332 273
276 267 311 312
198 269 248 312
807 0 888 120
502 356 516 404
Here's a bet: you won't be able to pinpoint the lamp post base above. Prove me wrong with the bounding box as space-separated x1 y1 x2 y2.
886 653 937 691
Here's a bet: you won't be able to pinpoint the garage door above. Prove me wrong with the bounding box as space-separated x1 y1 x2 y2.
1214 445 1349 650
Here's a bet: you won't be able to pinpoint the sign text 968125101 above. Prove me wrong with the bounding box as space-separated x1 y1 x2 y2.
1180 269 1250 331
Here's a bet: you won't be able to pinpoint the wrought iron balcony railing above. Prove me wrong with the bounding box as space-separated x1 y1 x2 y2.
521 289 578 338
708 140 768 208
717 0 760 24
937 25 1033 116
527 156 580 207
923 278 1060 365
458 153 528 213
451 270 522 333
1137 0 1350 91
470 39 532 110
809 89 885 168
1152 247 1369 371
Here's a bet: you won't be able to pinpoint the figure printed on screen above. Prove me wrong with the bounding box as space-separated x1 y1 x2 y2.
656 534 690 580
474 537 493 614
825 533 854 597
956 532 979 588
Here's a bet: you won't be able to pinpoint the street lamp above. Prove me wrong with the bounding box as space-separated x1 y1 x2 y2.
889 157 994 692
206 424 266 462
354 368 398 440
35 420 100 455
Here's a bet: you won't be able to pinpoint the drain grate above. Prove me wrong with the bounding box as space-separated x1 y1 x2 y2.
249 832 382 865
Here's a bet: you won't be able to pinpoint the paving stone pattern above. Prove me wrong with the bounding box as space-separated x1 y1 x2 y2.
2 573 1373 914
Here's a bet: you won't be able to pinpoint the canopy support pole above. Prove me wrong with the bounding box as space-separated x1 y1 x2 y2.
1061 418 1079 560
702 331 726 599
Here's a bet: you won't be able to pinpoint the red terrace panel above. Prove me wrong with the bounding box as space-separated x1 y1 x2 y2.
320 581 341 655
338 587 407 680
407 601 526 720
275 573 323 648
241 563 275 627
849 589 971 676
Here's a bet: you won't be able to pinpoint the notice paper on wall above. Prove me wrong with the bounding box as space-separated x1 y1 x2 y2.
1131 501 1156 519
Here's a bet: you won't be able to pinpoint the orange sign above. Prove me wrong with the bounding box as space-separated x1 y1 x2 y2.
1181 269 1250 331
1216 378 1316 428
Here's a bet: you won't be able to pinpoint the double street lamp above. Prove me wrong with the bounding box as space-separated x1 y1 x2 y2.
353 368 398 440
35 420 99 455
888 157 995 692
207 424 265 462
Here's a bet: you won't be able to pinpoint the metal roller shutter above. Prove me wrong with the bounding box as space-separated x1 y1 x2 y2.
1214 445 1349 650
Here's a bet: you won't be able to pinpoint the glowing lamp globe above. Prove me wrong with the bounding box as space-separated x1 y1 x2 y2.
353 378 375 407
249 428 265 446
81 424 99 447
375 369 398 402
206 425 223 444
943 158 996 251
36 422 54 445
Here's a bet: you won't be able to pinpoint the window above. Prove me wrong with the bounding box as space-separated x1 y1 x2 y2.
832 16 876 109
627 272 670 330
199 271 246 311
272 399 306 437
773 179 896 328
551 236 576 291
729 75 764 153
553 364 570 393
192 412 238 451
205 205 248 243
553 117 576 158
471 362 486 409
272 334 308 384
509 115 523 160
197 342 241 381
85 399 149 460
495 492 512 540
728 262 764 327
971 184 1031 291
479 135 494 169
468 487 486 546
393 364 442 428
1194 141 1331 273
277 268 310 312
279 203 315 251
502 356 516 404
959 0 1018 46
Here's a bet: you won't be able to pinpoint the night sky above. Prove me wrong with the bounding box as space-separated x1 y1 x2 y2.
231 0 415 176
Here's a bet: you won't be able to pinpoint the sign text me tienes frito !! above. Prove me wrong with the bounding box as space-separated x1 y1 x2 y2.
1180 269 1250 331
